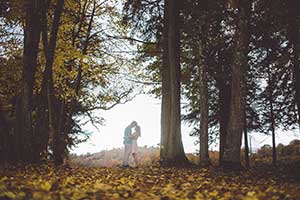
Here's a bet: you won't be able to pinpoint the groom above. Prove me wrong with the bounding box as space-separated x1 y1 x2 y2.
122 121 137 167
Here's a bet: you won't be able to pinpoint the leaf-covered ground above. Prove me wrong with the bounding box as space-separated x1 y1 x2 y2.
1 165 300 200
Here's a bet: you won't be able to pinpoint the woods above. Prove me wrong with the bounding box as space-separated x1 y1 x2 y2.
1 0 300 199
1 0 137 165
0 0 299 179
123 0 300 169
160 0 188 166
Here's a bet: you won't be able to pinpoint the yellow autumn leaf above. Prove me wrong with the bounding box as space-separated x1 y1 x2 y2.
40 181 52 191
94 181 112 190
111 193 120 199
0 191 16 199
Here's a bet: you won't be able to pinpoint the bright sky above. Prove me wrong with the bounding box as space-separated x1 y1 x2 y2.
71 94 300 155
71 94 197 155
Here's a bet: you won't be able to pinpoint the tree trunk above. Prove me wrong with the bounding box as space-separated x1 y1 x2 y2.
16 0 42 163
198 44 210 166
46 0 65 166
249 135 252 154
0 104 8 165
286 1 300 131
270 104 277 167
160 0 188 166
46 0 65 165
35 0 65 164
294 57 300 129
269 80 277 167
289 29 300 129
244 113 250 168
222 4 248 171
218 77 231 165
33 0 50 163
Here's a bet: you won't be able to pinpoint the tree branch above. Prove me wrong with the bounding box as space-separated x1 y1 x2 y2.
105 34 157 45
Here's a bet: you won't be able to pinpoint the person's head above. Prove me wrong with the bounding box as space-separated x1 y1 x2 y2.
130 121 137 128
135 124 140 130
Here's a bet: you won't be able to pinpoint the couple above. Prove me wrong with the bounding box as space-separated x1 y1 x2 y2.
122 121 141 168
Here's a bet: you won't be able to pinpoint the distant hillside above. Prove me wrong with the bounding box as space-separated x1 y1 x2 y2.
70 146 220 167
70 140 300 167
70 146 160 167
254 139 300 157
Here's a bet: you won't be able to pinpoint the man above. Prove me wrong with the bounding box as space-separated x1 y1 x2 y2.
122 121 137 167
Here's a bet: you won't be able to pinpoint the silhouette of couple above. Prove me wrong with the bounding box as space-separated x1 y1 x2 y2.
122 121 141 168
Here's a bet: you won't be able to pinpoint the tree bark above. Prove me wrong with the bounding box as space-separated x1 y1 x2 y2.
46 0 65 166
16 0 42 163
46 0 65 165
222 3 249 171
294 54 300 129
35 0 65 164
198 43 210 166
33 0 50 163
268 71 277 167
160 0 188 166
285 0 300 131
218 75 231 165
0 103 8 165
244 113 250 168
288 27 300 129
270 100 277 167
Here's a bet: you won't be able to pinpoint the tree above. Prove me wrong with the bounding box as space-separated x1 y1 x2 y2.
41 0 65 165
122 0 299 169
160 0 188 165
15 0 42 163
221 1 250 170
0 0 138 165
251 0 299 167
289 30 300 129
198 42 210 166
192 1 211 167
285 1 300 129
0 101 9 165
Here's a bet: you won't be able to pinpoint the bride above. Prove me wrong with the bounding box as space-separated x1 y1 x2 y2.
131 124 141 167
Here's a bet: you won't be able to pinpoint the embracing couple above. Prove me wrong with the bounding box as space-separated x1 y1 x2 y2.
122 121 141 168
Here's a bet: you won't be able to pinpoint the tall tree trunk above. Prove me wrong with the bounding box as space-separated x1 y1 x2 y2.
218 76 231 165
268 75 277 167
270 103 277 167
294 56 300 129
286 0 300 131
198 43 210 166
160 0 188 165
46 0 65 165
244 113 250 168
16 0 42 163
46 0 65 166
33 0 50 163
222 3 249 171
35 0 65 164
0 104 8 165
288 28 300 129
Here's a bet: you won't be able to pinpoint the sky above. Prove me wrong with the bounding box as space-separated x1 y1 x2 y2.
71 94 300 155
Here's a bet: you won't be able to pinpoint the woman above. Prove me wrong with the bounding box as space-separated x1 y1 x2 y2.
131 124 141 167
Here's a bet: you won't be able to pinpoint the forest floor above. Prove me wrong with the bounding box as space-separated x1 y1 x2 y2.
1 162 300 200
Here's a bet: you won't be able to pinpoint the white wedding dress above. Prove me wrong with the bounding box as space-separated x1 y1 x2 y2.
131 139 138 154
